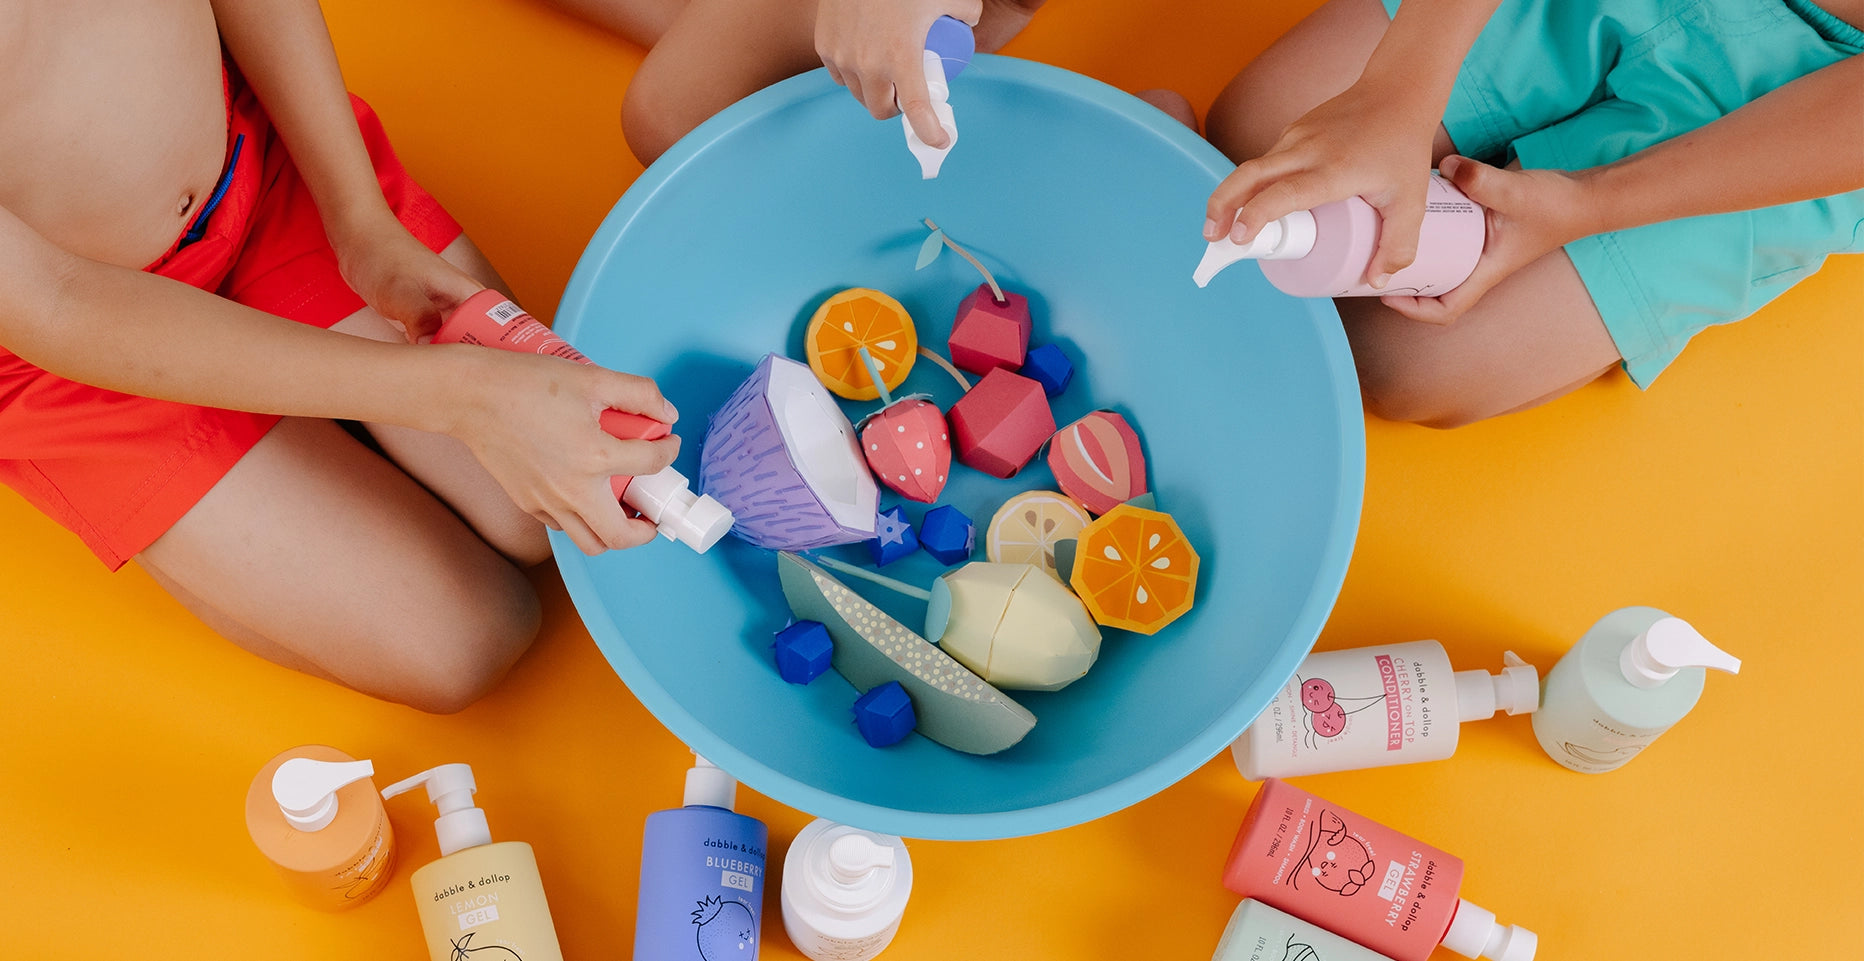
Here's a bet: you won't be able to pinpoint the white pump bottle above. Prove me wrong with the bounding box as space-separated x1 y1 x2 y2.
781 819 913 961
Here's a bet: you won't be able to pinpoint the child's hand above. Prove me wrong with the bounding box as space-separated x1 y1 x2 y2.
1380 155 1599 325
1204 80 1442 288
815 0 982 148
450 350 683 555
333 213 483 343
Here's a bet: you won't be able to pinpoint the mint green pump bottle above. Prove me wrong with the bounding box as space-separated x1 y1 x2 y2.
1532 608 1741 773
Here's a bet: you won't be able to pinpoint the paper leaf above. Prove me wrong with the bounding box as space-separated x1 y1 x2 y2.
916 230 946 270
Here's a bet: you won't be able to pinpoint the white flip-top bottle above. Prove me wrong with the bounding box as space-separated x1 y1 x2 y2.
1532 609 1740 773
1232 640 1539 779
781 819 913 961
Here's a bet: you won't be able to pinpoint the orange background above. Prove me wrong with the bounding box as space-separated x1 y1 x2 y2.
4 0 1860 957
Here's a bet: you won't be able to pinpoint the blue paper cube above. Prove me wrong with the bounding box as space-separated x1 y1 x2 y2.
868 506 920 567
852 681 916 747
1020 342 1074 397
919 504 975 566
773 620 834 685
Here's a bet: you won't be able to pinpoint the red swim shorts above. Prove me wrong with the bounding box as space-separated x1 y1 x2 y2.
0 72 463 570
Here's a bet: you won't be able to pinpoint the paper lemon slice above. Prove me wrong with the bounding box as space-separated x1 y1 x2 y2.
986 490 1090 579
806 288 919 401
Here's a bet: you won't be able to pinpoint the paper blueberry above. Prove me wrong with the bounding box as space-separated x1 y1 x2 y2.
852 681 917 747
919 504 976 566
773 620 834 685
1019 342 1074 397
869 506 920 567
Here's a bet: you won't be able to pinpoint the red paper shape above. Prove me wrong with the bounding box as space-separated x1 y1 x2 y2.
1047 410 1148 515
948 285 1032 375
861 399 952 503
949 368 1055 479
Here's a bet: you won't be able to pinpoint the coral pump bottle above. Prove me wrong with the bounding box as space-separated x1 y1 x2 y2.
245 745 396 909
436 289 733 552
1194 173 1485 297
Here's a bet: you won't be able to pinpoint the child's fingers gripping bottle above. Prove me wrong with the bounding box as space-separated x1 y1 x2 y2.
382 764 565 961
902 16 975 179
436 290 734 552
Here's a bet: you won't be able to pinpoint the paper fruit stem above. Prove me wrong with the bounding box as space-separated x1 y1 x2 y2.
818 555 934 602
857 346 895 406
922 218 1005 303
916 347 972 392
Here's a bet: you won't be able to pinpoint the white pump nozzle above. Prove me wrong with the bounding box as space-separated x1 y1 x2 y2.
1193 210 1320 287
272 757 375 832
1442 899 1537 961
902 50 958 179
625 466 734 552
1621 617 1740 690
828 833 896 884
1453 650 1542 722
685 753 738 810
381 763 492 856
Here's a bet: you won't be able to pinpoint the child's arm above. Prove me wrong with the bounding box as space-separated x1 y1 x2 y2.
0 204 676 555
208 0 480 341
1384 54 1864 324
1204 0 1504 288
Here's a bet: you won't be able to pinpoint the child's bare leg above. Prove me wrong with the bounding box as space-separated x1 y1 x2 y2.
330 235 550 566
1136 89 1198 131
1204 0 1619 427
621 0 818 165
136 416 540 714
550 0 691 48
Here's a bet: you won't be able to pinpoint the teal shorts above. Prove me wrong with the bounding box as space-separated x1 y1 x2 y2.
1382 0 1864 386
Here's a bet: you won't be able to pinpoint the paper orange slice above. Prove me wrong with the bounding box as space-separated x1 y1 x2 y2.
1069 503 1199 635
986 490 1090 580
805 288 918 401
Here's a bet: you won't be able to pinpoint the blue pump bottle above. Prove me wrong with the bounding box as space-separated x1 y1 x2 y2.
633 753 769 961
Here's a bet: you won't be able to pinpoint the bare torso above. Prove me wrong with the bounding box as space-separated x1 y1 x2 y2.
0 0 226 269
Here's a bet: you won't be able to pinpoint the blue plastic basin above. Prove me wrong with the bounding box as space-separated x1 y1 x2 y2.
553 57 1363 840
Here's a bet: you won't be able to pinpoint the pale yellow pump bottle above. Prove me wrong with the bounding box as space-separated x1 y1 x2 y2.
382 763 565 961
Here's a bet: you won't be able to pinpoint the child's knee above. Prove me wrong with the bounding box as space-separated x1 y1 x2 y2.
1205 71 1287 163
621 59 689 167
380 565 541 714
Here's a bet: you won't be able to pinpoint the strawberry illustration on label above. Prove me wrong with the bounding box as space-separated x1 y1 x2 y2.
861 398 951 503
692 894 756 960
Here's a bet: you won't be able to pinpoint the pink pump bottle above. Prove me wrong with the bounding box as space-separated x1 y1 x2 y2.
1194 173 1485 298
435 290 733 552
1223 779 1535 961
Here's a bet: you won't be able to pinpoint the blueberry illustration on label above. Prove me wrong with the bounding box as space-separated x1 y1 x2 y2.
450 932 522 961
692 894 756 960
1294 810 1375 897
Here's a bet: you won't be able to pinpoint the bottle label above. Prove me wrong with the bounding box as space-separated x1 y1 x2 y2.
1248 644 1446 778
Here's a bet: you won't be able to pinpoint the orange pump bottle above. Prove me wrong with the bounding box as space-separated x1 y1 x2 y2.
244 745 396 910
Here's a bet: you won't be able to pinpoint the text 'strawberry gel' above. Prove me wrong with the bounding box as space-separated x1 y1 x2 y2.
435 289 733 552
1223 779 1535 961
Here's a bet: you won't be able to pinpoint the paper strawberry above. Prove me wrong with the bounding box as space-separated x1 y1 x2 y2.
861 398 951 503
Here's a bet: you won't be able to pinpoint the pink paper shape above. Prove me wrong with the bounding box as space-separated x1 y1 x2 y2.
949 368 1055 479
948 284 1032 375
1047 410 1148 515
862 399 953 503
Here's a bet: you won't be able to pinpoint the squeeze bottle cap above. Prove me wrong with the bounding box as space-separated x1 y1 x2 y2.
903 50 959 179
625 467 734 553
1441 899 1537 961
1192 210 1320 287
1621 617 1740 690
924 15 975 81
684 753 738 811
381 763 492 856
272 757 375 832
1454 650 1541 722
